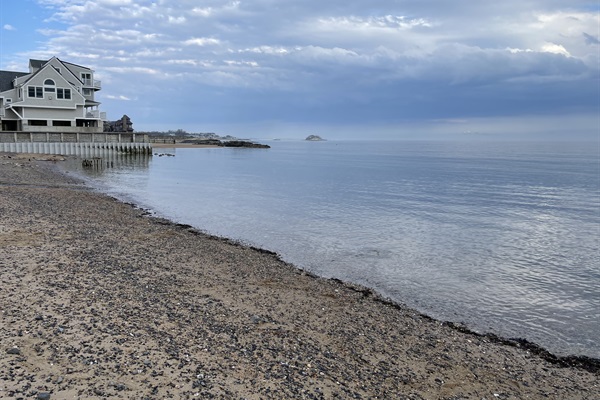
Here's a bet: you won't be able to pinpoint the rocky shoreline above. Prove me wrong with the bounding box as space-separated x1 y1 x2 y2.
1 154 598 399
180 139 270 148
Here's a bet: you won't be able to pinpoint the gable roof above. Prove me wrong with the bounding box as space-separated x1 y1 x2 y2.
0 70 29 92
1 57 95 93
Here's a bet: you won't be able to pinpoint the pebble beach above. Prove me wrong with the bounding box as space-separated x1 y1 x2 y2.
1 153 598 399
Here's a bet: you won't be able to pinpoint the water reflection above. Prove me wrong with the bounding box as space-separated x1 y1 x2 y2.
60 141 600 358
64 150 152 177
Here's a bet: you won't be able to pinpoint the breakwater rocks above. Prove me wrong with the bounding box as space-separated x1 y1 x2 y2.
181 139 270 148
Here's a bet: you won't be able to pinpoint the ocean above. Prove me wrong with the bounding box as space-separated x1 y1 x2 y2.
66 139 600 359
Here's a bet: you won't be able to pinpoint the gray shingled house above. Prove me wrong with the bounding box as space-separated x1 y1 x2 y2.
0 57 105 132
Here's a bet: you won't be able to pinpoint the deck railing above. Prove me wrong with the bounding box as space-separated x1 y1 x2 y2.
83 79 101 89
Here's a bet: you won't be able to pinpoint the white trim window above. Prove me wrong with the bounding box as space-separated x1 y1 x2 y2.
28 86 43 98
57 88 72 100
44 79 56 94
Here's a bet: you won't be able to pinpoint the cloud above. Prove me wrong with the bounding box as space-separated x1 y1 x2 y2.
14 0 597 136
583 32 600 45
3 24 16 31
104 94 132 101
184 37 221 46
541 43 571 56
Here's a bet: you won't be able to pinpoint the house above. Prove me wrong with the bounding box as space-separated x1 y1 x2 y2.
0 57 105 133
105 114 133 133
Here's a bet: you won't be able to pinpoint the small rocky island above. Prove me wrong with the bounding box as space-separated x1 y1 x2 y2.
305 135 325 141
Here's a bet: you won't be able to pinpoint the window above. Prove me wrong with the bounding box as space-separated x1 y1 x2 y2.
83 88 92 96
81 73 92 85
57 88 71 99
28 86 43 98
44 79 55 93
28 120 48 126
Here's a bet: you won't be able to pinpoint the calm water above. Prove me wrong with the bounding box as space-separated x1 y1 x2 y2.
68 140 600 358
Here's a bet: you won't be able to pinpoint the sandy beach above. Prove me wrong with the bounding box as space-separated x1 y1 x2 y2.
1 154 598 399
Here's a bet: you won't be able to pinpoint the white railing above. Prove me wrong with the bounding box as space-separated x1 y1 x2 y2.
83 79 101 89
86 110 100 118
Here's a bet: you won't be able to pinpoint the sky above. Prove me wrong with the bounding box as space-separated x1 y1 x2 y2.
0 0 598 140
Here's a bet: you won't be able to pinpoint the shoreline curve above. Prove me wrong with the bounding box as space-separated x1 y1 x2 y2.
1 153 598 399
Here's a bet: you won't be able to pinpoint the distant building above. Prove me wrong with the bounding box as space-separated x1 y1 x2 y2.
0 57 104 132
105 114 133 132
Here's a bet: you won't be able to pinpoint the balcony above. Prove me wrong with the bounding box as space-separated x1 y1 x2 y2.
85 110 101 119
83 79 101 89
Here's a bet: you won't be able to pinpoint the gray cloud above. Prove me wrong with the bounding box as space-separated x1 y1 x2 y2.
15 0 597 137
583 32 600 45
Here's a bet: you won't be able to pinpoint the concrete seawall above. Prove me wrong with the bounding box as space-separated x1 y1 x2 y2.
0 132 152 155
0 141 152 155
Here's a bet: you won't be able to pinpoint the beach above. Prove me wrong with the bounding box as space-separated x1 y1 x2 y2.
1 154 598 399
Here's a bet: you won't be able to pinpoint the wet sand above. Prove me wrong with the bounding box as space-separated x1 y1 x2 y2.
1 154 598 399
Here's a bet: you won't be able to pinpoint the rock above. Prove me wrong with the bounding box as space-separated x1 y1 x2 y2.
181 139 222 146
180 138 270 148
113 383 127 391
223 140 270 149
305 135 325 141
7 347 21 355
37 393 51 400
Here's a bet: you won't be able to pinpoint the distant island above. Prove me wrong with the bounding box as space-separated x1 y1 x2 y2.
305 135 325 141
